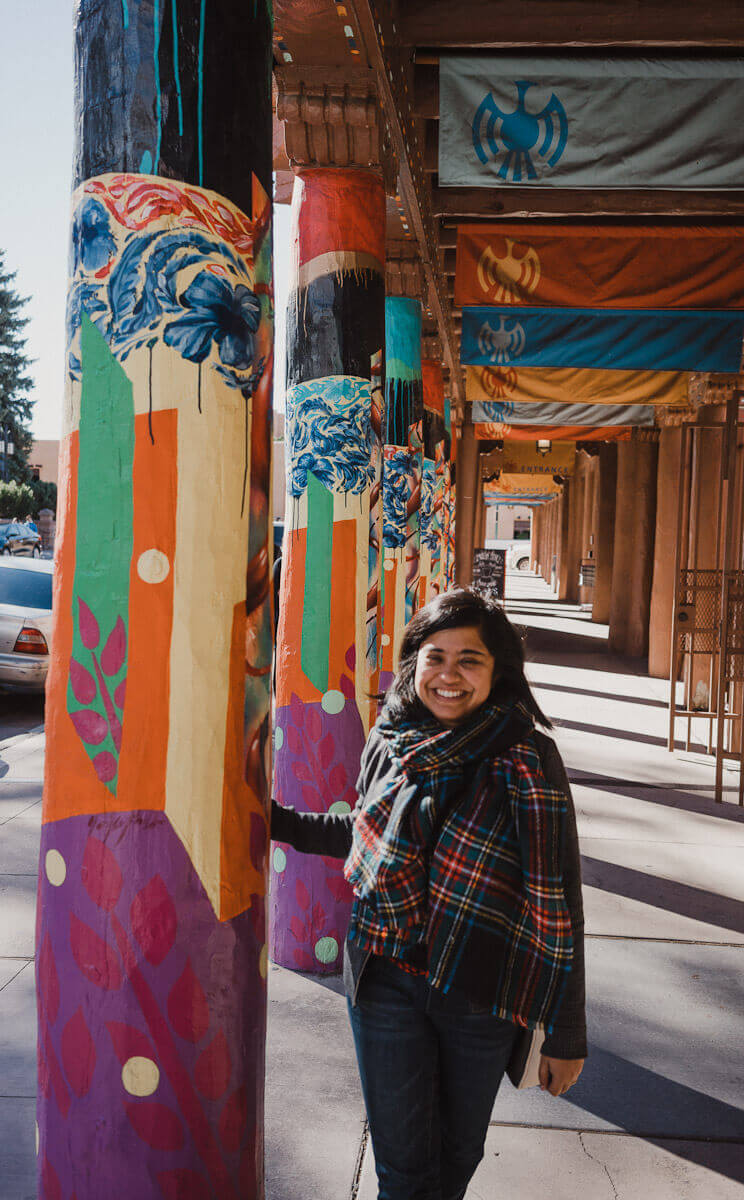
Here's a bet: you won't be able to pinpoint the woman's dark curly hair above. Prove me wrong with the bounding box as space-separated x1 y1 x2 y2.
383 588 551 728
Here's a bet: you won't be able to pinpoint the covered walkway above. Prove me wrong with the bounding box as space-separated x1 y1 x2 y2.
264 572 744 1198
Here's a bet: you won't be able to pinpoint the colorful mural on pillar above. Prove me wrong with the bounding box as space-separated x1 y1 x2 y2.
37 4 273 1198
421 359 447 602
271 169 385 973
380 297 423 678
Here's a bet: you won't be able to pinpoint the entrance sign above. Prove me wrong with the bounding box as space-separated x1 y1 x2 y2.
456 225 744 310
473 548 506 598
462 308 744 373
440 56 744 190
493 441 576 476
465 365 687 409
472 400 656 427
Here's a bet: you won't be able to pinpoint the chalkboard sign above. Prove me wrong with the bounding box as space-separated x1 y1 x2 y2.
473 548 506 599
579 559 596 588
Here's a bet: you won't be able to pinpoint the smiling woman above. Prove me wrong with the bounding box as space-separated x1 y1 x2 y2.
272 587 587 1200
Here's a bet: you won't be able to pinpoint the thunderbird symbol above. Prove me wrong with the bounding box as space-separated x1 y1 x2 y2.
478 317 526 365
472 81 568 181
477 239 541 303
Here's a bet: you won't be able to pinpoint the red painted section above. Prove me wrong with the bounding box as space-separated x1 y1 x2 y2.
295 168 385 265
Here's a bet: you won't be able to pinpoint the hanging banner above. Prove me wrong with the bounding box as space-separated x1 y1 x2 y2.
491 441 576 476
462 307 744 373
465 364 687 408
439 56 744 190
473 399 656 427
456 224 744 310
475 422 632 443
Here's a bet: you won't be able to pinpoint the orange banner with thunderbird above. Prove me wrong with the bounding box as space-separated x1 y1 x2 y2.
456 224 744 310
466 364 688 408
476 422 632 443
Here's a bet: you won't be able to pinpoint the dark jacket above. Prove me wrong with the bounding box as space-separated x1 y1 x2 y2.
271 725 586 1060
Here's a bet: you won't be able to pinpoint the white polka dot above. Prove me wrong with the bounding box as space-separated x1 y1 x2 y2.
381 634 391 647
321 689 345 715
259 944 268 979
383 559 395 572
137 549 170 585
272 847 287 873
45 849 66 887
274 726 284 752
314 936 339 964
329 800 351 815
122 1056 160 1097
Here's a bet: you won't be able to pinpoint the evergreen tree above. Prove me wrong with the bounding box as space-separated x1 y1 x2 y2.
0 250 34 482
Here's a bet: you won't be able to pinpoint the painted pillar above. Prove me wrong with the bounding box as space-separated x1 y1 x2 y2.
272 169 385 972
379 296 423 677
579 458 596 605
609 442 639 653
592 444 618 624
648 427 682 676
455 416 478 585
38 4 273 1197
626 436 659 657
557 480 572 600
421 359 447 603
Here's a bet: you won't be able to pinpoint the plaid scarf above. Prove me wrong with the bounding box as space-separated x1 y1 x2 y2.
344 701 573 1031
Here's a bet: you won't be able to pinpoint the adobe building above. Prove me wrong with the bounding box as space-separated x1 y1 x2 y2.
36 3 744 1196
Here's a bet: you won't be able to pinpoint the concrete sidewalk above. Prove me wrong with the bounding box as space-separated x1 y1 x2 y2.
2 574 743 1197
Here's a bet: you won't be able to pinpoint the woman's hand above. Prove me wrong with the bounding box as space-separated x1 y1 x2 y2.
538 1056 584 1097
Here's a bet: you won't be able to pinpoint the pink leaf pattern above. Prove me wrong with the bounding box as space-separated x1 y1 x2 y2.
289 916 305 943
329 763 348 794
81 835 124 912
295 879 310 912
69 658 97 704
101 615 127 676
306 707 322 741
319 733 335 768
218 1086 248 1153
106 1021 155 1066
126 1101 184 1151
114 678 127 709
130 875 177 965
69 913 123 990
167 961 210 1043
92 751 117 783
38 933 60 1024
291 760 313 783
193 1030 232 1100
157 1169 213 1200
70 709 109 746
339 672 355 699
61 1008 96 1097
41 1156 63 1200
77 597 100 650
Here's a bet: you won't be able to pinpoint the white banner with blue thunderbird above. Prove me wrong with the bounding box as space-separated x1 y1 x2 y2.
439 56 744 189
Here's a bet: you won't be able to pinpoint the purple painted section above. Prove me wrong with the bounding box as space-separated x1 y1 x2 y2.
36 812 265 1200
270 693 363 973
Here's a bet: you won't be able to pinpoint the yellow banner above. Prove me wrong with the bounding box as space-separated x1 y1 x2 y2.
466 364 688 407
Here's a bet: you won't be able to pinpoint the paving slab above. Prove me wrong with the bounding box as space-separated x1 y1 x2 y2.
0 959 30 991
0 805 42 875
0 874 37 957
0 731 45 785
265 963 367 1200
0 962 35 1097
572 782 744 846
0 1098 37 1200
492 939 744 1137
0 780 43 826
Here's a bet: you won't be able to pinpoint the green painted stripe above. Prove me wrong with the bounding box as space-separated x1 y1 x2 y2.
301 472 333 693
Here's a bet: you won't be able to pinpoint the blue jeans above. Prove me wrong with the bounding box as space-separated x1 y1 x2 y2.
348 956 517 1200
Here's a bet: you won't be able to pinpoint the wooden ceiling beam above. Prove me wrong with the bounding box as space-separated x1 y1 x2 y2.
401 0 744 48
432 187 744 219
345 0 463 407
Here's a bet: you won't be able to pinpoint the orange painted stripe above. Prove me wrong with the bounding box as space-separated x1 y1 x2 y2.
328 517 357 687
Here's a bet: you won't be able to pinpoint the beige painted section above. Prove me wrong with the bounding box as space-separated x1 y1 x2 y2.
29 440 60 485
164 345 252 914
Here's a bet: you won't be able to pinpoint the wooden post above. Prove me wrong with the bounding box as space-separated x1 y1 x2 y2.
592 444 617 623
38 3 274 1195
455 415 478 585
626 435 659 657
649 427 683 676
609 441 638 652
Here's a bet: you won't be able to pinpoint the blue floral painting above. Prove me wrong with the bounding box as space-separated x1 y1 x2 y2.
382 449 415 549
420 459 438 551
285 377 374 499
67 195 262 394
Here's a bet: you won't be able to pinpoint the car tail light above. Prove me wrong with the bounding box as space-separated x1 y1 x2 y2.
13 627 49 655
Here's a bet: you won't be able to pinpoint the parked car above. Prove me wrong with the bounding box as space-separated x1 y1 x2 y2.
486 538 533 572
0 558 53 691
0 520 42 557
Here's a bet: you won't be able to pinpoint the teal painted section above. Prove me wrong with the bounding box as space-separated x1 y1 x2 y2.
67 314 134 793
301 472 333 693
385 297 423 384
